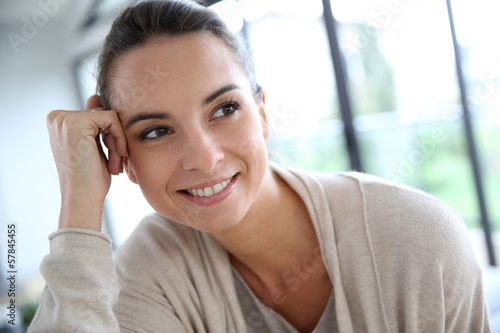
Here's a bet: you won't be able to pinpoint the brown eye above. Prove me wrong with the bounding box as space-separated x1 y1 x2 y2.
141 126 172 140
211 101 241 119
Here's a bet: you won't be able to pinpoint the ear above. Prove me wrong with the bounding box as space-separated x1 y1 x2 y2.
258 89 270 142
122 157 139 184
85 95 103 110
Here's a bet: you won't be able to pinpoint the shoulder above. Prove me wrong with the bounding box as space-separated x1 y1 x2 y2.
113 213 231 313
341 173 485 330
314 170 465 234
327 172 480 287
343 172 467 246
114 213 217 282
274 165 466 248
294 168 476 273
281 166 458 228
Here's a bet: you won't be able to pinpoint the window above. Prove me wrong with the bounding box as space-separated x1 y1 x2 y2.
452 0 500 235
333 0 481 228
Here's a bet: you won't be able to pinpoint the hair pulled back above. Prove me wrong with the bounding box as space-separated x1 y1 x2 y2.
97 0 260 109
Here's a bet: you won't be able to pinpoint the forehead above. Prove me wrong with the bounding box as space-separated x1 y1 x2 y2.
110 33 249 112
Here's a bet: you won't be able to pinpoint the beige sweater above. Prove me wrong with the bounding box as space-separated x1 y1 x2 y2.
29 166 490 332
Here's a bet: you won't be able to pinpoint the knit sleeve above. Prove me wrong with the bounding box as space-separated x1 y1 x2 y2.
27 228 188 333
28 228 121 332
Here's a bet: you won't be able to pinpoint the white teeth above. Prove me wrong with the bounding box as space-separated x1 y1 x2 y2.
213 184 223 194
203 186 214 197
186 176 233 197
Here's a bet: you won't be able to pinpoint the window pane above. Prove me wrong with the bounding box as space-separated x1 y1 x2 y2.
241 0 350 172
331 0 481 228
475 114 500 231
452 0 500 231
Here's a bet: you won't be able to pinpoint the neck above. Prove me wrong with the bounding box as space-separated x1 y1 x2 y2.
209 167 318 287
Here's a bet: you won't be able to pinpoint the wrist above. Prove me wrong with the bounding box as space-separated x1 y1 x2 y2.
59 193 105 231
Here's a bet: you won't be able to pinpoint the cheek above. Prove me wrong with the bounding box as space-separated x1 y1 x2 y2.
128 149 177 215
233 131 266 160
127 147 174 187
229 115 268 165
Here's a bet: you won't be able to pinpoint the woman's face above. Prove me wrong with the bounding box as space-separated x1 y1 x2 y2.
110 33 270 233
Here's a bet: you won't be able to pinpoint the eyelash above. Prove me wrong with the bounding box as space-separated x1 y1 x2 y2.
138 99 243 142
211 99 243 120
138 125 173 142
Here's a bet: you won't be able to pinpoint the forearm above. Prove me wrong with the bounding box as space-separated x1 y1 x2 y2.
28 229 120 332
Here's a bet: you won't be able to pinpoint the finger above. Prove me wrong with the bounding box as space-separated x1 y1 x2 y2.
88 110 129 158
105 120 128 158
85 95 103 110
101 133 122 175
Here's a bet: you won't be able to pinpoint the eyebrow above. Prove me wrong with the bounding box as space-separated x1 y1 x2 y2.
202 84 242 106
125 84 242 129
125 112 168 129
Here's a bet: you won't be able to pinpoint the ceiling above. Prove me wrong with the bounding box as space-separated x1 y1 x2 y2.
0 0 97 28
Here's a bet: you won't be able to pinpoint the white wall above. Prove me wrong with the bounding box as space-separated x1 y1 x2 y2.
0 0 110 302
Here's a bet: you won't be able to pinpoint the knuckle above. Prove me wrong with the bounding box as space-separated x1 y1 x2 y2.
110 110 121 123
47 110 87 134
46 110 68 130
46 109 63 123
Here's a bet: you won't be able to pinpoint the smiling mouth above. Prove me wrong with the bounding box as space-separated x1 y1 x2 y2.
183 175 236 197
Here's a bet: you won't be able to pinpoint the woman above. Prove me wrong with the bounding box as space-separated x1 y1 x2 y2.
29 1 490 332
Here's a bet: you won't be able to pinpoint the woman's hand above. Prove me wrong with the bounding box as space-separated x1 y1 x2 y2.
46 95 128 231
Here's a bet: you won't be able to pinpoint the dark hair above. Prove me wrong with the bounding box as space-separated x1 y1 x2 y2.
96 0 260 109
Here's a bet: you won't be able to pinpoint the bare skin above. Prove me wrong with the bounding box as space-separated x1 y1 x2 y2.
46 33 332 332
223 172 333 332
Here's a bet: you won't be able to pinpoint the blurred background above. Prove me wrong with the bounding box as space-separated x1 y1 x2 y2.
0 0 499 331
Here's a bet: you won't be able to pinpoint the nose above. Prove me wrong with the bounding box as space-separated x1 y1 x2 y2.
181 129 224 172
